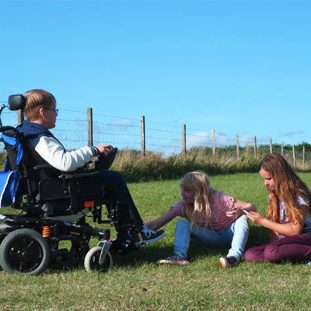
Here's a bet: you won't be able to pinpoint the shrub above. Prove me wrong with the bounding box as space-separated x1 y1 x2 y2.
1 147 309 182
110 148 262 182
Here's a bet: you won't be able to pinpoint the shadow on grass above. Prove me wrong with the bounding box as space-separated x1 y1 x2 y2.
113 225 273 268
47 226 273 273
246 225 271 248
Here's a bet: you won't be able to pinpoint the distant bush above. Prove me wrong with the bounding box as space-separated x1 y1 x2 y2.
111 148 261 182
1 146 309 182
111 147 311 182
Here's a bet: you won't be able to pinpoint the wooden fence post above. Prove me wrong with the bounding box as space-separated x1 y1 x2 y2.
254 136 257 157
87 108 93 147
281 143 284 156
303 145 305 165
269 139 273 153
212 129 216 156
293 145 296 167
182 124 187 158
141 115 146 157
236 134 240 159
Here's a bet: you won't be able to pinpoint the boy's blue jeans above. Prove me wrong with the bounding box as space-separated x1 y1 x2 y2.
174 215 249 261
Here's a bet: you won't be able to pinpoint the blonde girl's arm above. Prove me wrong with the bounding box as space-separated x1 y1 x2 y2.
226 199 256 218
145 210 177 230
246 205 309 237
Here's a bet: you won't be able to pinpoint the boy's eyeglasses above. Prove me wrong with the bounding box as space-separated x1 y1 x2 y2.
45 108 59 115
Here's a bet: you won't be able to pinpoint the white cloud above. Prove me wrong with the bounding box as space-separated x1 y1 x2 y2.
187 131 212 148
187 131 256 147
109 119 134 127
280 130 304 138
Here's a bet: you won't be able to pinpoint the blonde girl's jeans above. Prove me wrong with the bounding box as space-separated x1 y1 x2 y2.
174 215 249 261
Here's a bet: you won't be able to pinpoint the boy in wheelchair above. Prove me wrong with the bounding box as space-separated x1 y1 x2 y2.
14 88 164 246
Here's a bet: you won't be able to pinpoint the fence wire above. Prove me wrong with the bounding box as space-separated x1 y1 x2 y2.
1 108 311 167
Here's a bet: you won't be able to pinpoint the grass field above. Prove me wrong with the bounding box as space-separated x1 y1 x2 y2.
1 172 311 310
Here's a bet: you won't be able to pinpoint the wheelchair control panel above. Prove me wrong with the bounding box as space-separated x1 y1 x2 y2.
93 147 118 170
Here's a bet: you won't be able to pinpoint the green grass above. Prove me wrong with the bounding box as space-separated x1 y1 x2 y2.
1 173 311 310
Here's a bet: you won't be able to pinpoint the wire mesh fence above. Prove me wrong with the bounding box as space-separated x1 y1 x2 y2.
1 107 311 169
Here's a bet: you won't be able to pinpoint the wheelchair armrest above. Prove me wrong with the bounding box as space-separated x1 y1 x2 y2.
33 164 52 171
59 170 101 180
0 126 20 137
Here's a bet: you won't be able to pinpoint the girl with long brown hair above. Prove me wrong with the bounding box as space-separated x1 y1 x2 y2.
245 153 311 263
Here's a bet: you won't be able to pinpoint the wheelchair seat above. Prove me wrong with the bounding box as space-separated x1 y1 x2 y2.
0 122 107 220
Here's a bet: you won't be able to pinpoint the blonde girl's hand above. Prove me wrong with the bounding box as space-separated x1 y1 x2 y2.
226 207 242 219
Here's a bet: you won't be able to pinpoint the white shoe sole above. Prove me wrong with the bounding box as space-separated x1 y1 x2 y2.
157 259 189 265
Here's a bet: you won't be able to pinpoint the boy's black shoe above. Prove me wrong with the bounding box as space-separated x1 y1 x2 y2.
219 256 238 268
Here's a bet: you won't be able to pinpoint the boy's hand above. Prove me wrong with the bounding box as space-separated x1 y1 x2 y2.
96 144 113 155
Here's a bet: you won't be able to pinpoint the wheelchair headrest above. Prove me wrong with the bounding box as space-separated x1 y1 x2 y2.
8 94 26 111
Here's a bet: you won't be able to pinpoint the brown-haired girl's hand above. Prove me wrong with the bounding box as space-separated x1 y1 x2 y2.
246 211 266 225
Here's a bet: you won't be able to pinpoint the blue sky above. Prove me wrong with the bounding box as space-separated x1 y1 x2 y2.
1 0 311 150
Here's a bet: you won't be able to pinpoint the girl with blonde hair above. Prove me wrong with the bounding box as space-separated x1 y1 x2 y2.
146 171 255 267
245 153 311 263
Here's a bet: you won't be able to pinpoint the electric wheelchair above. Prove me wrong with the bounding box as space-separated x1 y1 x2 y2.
0 95 144 275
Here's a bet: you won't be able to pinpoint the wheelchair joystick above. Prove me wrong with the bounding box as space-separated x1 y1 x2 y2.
94 147 118 170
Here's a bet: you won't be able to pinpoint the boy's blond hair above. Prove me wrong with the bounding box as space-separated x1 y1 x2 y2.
23 89 56 121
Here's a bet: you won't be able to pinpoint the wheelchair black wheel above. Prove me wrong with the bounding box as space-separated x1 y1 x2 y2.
84 246 113 273
0 228 50 275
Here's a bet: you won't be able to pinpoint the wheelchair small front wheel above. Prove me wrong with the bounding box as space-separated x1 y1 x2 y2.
0 228 50 275
84 246 113 273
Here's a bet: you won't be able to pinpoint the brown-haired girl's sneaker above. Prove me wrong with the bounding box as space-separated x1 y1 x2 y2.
219 256 238 268
157 255 189 265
